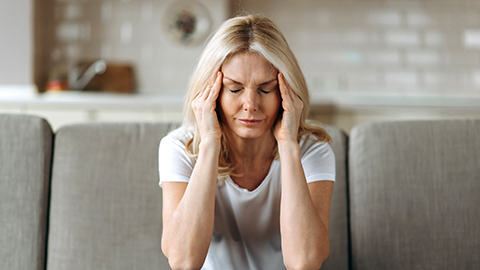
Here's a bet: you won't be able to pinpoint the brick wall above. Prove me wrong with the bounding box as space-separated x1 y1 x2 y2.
47 0 480 98
48 0 228 93
240 0 480 98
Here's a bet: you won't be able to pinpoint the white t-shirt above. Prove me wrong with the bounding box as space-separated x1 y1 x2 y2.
158 126 335 270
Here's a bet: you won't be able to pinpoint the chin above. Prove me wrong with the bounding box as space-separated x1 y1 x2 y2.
221 120 275 141
231 127 273 140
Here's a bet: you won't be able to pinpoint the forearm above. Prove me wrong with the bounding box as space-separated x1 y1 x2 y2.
162 140 219 268
278 142 330 269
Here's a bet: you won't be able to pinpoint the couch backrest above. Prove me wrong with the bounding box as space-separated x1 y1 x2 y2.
322 125 350 270
349 119 480 269
0 114 53 270
46 122 350 270
46 122 178 270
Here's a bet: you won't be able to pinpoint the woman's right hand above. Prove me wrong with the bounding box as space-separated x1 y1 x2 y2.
191 71 223 144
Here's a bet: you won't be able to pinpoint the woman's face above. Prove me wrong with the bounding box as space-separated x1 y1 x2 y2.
218 52 281 141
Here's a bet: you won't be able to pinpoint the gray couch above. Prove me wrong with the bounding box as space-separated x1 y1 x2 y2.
1 113 479 270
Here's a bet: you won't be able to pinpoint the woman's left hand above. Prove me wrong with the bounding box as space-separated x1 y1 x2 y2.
273 72 304 144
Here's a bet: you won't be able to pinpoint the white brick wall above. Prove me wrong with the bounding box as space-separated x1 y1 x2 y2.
46 0 480 97
49 0 228 93
0 0 33 85
239 0 480 97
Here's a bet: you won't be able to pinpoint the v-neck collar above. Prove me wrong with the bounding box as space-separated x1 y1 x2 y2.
225 159 279 193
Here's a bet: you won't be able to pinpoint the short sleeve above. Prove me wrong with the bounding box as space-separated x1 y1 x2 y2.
158 131 195 187
300 138 336 183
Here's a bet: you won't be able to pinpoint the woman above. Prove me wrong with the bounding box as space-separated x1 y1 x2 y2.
159 14 335 270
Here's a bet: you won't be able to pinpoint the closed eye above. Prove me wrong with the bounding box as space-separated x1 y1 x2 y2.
258 89 269 94
259 85 278 94
229 88 243 93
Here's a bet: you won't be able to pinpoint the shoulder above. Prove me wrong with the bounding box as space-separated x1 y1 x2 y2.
158 126 196 186
160 126 194 150
299 134 334 159
159 126 196 160
298 134 336 182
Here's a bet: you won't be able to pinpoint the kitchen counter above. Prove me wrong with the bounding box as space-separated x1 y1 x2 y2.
312 92 480 110
2 89 480 110
0 90 185 110
2 87 480 131
0 87 187 130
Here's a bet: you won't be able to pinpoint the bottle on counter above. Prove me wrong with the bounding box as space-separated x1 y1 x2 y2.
45 47 69 91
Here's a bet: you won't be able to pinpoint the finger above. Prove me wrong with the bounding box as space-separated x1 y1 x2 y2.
280 73 304 110
278 73 294 101
208 71 223 100
201 83 215 101
195 84 208 99
278 73 286 98
278 73 294 111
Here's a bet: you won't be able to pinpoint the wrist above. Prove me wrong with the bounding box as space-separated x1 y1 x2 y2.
277 140 300 157
199 138 221 153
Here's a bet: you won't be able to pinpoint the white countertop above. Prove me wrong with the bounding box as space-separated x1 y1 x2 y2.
0 89 185 110
313 92 480 110
1 87 480 111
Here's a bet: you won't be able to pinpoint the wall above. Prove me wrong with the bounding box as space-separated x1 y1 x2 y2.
237 0 480 98
40 0 480 99
34 0 56 92
38 0 230 93
0 0 33 85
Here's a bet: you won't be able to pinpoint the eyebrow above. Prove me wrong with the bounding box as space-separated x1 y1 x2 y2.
224 76 277 86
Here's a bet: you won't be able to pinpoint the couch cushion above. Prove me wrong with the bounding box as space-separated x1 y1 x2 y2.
322 125 350 270
0 114 53 270
47 122 178 270
349 119 480 269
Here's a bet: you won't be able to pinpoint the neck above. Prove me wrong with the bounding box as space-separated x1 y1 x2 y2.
224 131 277 164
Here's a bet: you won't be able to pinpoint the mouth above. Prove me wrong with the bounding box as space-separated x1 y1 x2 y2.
238 119 262 126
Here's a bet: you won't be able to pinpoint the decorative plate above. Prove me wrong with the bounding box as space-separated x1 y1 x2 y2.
162 0 212 46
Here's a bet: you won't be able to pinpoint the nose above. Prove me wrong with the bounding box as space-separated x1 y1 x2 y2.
243 89 258 112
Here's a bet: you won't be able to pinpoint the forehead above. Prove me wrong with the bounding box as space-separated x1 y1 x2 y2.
222 53 277 78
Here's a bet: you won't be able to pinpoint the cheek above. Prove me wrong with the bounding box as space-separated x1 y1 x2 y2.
264 95 282 119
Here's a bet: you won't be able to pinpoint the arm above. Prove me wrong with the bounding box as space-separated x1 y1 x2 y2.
278 143 333 270
274 73 334 270
161 145 219 269
161 72 223 270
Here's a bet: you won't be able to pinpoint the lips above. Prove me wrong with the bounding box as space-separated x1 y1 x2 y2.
238 119 262 126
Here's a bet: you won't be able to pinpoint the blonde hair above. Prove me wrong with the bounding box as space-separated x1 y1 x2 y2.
183 14 331 183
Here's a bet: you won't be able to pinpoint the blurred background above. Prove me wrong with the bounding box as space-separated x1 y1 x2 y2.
1 0 480 132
